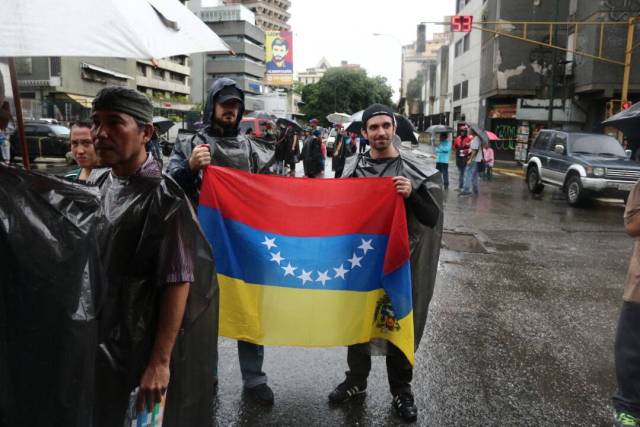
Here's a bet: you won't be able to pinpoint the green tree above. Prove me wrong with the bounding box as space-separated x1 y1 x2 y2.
300 68 394 125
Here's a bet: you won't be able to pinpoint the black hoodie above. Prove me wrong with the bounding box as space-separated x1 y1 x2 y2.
167 78 274 203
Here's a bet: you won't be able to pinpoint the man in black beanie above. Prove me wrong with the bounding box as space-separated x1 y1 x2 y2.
328 103 443 423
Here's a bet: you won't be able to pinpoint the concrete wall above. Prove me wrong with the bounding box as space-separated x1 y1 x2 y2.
571 2 640 96
480 0 570 99
58 57 136 96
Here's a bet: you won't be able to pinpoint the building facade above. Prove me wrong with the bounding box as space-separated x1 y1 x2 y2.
15 57 136 121
297 58 332 85
224 0 290 31
136 56 192 112
189 2 266 111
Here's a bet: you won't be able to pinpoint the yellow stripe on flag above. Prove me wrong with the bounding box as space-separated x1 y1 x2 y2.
217 274 415 364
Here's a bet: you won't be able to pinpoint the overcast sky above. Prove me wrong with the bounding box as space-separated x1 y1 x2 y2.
288 0 455 100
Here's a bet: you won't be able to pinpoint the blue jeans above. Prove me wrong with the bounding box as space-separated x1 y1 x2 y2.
463 162 480 193
274 160 285 175
238 340 267 388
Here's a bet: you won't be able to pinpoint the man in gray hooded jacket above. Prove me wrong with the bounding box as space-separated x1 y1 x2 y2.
167 78 275 405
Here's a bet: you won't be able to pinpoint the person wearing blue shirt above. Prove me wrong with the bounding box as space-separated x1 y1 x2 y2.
435 132 451 190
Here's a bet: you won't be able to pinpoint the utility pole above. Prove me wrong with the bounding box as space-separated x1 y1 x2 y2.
621 16 636 104
547 0 559 129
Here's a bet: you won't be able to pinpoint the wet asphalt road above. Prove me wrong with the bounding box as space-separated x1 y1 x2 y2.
213 159 629 426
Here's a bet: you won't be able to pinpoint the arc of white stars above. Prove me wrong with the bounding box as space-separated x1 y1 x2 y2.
262 236 277 250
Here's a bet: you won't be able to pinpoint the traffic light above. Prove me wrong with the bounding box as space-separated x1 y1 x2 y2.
451 15 473 33
623 100 633 110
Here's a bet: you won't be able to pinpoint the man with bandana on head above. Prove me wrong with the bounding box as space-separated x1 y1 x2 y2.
88 87 217 426
167 78 275 405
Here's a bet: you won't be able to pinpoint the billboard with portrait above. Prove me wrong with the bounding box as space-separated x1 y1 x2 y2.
264 31 293 86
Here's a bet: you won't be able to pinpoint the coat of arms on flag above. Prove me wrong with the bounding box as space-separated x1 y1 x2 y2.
198 166 415 363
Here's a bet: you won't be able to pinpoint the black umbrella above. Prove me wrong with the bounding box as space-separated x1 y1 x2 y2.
344 111 418 145
247 110 277 119
602 103 640 139
467 123 489 144
276 117 303 132
153 116 175 135
425 124 454 134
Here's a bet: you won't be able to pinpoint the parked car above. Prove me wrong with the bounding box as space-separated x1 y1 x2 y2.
10 121 72 163
239 118 276 138
524 130 640 206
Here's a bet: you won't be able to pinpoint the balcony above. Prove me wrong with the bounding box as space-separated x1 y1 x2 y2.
136 75 190 95
206 59 265 79
224 40 265 62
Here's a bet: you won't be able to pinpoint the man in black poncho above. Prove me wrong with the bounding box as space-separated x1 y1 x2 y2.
89 87 217 426
328 104 443 423
167 78 276 406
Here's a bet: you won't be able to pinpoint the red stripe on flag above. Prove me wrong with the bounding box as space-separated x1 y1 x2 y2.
199 166 401 238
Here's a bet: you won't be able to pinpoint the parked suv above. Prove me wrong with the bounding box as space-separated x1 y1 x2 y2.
524 130 640 206
10 120 71 162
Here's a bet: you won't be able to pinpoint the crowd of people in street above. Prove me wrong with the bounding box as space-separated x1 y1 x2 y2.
7 74 640 427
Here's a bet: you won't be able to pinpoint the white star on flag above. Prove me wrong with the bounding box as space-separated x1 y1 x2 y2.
282 262 297 276
358 238 374 254
348 253 363 268
298 270 312 285
270 252 284 265
333 264 348 279
316 270 330 286
261 236 277 250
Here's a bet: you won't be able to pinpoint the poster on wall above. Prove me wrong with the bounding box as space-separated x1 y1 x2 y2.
264 31 293 86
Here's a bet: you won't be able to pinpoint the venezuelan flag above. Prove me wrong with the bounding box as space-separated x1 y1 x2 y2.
198 166 415 364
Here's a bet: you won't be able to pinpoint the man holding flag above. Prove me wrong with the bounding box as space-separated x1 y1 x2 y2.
330 104 443 422
167 78 276 405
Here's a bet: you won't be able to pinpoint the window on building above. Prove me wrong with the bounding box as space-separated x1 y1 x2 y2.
152 68 164 79
453 106 462 121
463 34 470 52
453 83 461 101
461 80 468 98
50 57 61 77
136 63 146 76
16 58 32 74
455 40 462 57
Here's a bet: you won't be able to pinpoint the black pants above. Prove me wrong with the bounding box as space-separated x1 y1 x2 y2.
613 301 640 417
436 162 449 188
345 344 413 395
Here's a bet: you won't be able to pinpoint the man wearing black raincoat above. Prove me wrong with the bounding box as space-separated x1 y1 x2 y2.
167 78 276 405
329 104 443 423
88 87 217 427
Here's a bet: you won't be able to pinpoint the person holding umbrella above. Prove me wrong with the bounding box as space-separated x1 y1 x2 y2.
452 127 472 191
460 125 485 196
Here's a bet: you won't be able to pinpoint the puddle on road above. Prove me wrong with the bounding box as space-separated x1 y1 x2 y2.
493 242 530 251
442 232 488 254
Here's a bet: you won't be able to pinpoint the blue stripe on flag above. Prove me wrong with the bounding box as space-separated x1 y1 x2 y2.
199 205 393 292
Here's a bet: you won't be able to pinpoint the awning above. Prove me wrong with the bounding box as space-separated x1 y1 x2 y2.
81 62 133 80
55 93 94 108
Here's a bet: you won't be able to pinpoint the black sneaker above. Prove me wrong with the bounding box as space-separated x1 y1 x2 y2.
392 392 418 422
328 380 366 403
244 383 274 406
